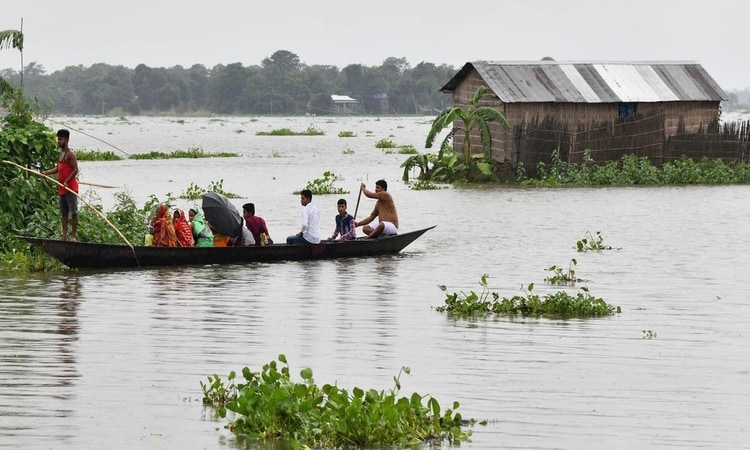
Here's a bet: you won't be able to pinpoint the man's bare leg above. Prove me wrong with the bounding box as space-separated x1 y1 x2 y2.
61 214 69 241
365 223 384 239
70 214 78 241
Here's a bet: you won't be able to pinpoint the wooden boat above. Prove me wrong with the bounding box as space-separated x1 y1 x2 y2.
18 226 435 269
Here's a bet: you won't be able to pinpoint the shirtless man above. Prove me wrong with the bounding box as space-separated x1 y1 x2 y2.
355 179 399 239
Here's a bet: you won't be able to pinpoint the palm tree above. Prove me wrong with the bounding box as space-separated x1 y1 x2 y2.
425 85 509 167
0 29 24 98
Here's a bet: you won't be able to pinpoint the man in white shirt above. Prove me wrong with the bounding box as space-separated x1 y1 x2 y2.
286 189 321 244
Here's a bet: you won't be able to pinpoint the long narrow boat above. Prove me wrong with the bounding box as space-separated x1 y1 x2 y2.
18 226 435 269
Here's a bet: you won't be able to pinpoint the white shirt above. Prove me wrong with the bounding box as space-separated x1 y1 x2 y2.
300 202 321 244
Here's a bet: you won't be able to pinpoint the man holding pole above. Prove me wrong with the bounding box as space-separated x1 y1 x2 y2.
354 179 399 239
41 129 79 241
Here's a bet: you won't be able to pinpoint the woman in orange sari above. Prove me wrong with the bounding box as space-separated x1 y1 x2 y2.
150 203 177 247
173 209 195 247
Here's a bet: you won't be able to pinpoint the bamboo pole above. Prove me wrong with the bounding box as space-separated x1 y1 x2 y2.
2 160 133 249
78 180 119 189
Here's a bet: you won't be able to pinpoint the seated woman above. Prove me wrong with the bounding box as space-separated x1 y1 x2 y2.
188 208 214 247
150 203 177 247
173 209 195 247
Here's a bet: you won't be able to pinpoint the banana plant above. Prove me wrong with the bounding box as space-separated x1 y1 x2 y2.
425 85 509 170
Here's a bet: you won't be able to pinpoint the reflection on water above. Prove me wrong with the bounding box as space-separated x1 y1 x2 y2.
0 275 82 446
1 117 749 449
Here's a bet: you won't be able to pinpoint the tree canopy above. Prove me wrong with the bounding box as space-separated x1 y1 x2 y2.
1 49 457 116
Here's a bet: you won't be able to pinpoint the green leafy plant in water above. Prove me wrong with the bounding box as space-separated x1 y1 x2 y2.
201 354 475 448
544 258 582 285
398 144 418 154
436 274 620 318
129 147 238 159
180 179 240 200
375 138 397 148
408 179 444 190
338 130 356 137
294 171 348 195
75 149 123 161
576 231 613 252
256 125 324 136
642 329 657 339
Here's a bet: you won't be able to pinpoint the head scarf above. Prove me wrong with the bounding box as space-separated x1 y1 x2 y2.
189 207 214 247
173 209 195 247
150 203 177 247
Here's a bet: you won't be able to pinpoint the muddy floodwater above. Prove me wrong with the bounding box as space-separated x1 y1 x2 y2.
1 115 748 449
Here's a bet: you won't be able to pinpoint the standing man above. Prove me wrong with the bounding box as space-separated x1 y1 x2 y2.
286 189 321 244
355 179 399 239
41 129 79 241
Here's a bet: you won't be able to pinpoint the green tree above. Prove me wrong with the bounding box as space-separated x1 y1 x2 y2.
0 29 24 96
425 85 509 178
1 29 58 252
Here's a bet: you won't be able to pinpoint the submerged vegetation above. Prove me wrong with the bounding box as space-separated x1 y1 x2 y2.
294 171 348 195
180 179 239 200
518 149 750 186
201 355 475 448
576 231 614 252
256 125 324 136
128 147 239 160
436 274 619 318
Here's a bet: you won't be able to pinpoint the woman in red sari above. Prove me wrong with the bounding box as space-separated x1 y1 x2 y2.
150 203 177 247
173 209 195 247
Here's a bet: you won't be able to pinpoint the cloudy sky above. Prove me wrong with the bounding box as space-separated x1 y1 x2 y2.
2 0 748 90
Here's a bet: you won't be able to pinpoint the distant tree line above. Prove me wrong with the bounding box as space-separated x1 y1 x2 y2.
0 50 457 116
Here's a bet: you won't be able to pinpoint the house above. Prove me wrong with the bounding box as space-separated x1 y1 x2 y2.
439 61 742 177
330 95 360 114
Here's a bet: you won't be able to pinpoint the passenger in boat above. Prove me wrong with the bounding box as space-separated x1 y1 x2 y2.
327 198 356 241
173 209 195 247
40 129 79 241
150 203 177 247
354 180 399 239
242 203 273 245
286 189 321 245
208 223 229 247
188 207 214 247
226 226 255 247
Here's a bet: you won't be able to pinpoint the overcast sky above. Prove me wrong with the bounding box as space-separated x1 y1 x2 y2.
2 0 748 90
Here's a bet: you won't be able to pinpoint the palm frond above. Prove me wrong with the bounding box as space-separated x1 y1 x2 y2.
0 30 23 51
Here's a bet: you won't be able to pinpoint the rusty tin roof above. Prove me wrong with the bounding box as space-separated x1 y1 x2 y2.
441 61 728 103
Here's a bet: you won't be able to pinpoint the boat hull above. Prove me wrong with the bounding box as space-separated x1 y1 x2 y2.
18 226 435 269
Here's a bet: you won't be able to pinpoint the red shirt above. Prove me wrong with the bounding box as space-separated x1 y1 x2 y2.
57 150 79 195
244 215 269 244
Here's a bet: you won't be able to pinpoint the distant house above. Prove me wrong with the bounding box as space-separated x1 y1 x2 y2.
439 61 744 177
330 95 360 114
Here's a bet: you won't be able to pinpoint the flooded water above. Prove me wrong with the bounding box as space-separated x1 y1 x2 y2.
1 116 749 449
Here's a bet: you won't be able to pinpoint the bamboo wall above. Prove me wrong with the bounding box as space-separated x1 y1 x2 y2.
450 75 748 178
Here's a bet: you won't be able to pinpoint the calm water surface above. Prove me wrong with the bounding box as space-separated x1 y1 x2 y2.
1 116 748 449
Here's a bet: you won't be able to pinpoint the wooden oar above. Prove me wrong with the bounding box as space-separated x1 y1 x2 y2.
2 160 133 249
353 185 363 220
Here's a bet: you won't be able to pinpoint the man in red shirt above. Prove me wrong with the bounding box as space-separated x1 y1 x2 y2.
41 129 79 241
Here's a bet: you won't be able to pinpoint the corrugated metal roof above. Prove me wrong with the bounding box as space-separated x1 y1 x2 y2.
441 61 727 103
330 95 358 102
